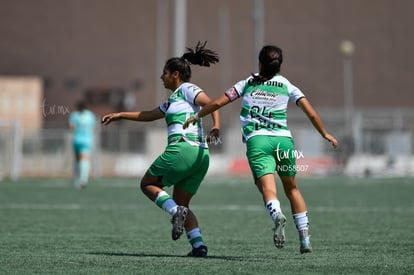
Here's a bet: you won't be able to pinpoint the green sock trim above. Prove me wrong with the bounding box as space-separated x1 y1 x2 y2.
155 195 170 208
189 236 203 245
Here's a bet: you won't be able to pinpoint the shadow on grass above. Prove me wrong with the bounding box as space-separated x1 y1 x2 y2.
89 251 245 261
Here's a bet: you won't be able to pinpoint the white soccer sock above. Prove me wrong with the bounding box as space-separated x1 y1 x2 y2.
265 199 282 221
73 161 80 185
155 191 178 216
79 159 90 184
187 227 204 248
293 211 309 231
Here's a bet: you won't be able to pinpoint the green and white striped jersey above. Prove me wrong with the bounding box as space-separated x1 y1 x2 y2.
159 82 207 147
225 74 305 142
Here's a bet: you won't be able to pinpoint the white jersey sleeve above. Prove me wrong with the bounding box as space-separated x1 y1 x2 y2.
288 83 305 104
182 83 203 104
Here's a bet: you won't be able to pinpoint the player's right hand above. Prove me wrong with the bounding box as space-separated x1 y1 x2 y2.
324 133 338 149
101 113 120 125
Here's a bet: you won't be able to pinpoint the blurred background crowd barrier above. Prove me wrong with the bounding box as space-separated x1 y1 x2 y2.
1 107 413 180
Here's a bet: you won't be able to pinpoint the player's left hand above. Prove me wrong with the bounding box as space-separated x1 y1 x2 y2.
183 117 197 129
207 128 220 144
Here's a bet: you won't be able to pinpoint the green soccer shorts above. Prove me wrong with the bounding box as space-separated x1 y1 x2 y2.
148 142 209 195
246 135 297 180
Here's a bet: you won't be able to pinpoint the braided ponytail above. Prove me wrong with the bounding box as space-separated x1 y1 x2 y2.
181 41 219 67
165 41 219 82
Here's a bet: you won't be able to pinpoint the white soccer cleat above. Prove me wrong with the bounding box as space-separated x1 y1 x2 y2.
273 213 286 248
299 230 313 253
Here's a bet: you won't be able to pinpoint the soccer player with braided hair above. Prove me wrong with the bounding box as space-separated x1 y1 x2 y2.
184 45 338 254
102 41 220 257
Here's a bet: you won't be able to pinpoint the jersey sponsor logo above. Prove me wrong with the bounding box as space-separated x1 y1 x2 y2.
225 87 239 101
247 79 284 87
251 89 279 100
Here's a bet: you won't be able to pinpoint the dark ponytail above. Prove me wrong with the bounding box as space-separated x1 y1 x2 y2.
182 41 219 67
165 41 219 82
251 45 283 83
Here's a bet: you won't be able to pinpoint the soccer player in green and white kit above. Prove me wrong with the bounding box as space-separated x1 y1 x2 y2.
102 42 220 257
184 45 338 254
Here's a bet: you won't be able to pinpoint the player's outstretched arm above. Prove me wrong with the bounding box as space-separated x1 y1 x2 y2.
297 97 338 148
183 94 230 129
101 107 164 125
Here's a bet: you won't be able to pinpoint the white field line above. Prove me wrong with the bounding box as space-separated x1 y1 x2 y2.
0 203 413 213
0 203 82 210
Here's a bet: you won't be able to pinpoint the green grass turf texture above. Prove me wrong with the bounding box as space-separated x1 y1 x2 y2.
0 176 413 274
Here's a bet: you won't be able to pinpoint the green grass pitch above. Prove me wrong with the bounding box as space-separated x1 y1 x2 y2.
0 176 413 274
